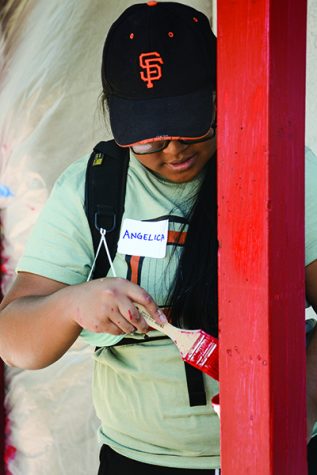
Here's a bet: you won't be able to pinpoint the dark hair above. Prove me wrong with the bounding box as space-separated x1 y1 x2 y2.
101 84 218 336
168 156 218 336
100 78 111 117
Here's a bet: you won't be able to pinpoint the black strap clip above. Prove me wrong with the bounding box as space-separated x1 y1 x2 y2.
94 205 116 233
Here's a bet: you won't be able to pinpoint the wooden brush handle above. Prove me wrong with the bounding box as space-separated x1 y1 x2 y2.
134 304 179 341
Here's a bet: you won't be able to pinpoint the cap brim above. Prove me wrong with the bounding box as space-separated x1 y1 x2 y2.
109 87 214 146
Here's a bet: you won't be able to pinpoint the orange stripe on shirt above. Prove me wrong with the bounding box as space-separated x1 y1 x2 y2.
130 255 141 284
167 230 187 245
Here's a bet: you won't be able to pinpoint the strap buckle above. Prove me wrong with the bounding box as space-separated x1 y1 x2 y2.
94 205 116 232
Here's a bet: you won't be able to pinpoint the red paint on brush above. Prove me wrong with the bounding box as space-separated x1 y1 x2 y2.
184 332 219 380
135 304 219 380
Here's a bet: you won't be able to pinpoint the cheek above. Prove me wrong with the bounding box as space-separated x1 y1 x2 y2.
193 146 213 169
134 155 162 172
197 141 215 159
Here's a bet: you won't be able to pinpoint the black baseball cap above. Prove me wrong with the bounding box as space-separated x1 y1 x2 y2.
102 1 216 146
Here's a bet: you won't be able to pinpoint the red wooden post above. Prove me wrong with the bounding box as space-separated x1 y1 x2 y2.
217 1 307 474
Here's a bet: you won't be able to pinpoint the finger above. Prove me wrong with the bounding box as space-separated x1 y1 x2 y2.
102 322 125 335
118 299 149 333
107 309 136 334
91 319 124 335
124 283 168 325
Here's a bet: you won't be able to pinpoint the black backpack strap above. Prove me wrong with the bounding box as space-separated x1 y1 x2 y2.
85 140 206 406
95 335 169 351
184 363 207 406
84 140 130 279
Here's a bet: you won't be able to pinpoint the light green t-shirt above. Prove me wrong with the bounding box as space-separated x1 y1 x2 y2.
17 146 317 466
17 151 221 469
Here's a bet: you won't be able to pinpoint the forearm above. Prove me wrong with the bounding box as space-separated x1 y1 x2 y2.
0 273 165 370
0 287 81 370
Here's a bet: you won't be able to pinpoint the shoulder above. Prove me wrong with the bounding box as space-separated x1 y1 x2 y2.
54 141 127 201
47 153 95 209
53 155 90 200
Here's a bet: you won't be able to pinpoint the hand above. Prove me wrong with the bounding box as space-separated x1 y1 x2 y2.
68 277 167 335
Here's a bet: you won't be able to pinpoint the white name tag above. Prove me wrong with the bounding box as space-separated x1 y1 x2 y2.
118 218 168 258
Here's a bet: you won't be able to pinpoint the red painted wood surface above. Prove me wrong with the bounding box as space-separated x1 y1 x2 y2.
217 1 307 473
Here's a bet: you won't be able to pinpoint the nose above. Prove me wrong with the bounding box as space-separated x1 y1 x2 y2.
162 140 189 155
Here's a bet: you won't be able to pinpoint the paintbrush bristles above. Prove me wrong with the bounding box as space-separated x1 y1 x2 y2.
184 331 219 380
136 304 219 381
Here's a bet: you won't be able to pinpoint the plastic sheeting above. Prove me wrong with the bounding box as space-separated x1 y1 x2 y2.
0 1 214 474
4 346 98 475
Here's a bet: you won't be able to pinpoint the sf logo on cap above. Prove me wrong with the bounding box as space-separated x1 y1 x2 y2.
139 52 163 89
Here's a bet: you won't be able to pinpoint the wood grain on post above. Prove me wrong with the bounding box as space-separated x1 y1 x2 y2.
217 0 307 473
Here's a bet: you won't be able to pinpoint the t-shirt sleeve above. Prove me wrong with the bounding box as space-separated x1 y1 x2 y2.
17 156 94 284
80 329 124 347
16 156 126 347
305 147 317 267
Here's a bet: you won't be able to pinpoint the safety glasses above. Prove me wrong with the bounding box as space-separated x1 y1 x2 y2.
129 127 216 155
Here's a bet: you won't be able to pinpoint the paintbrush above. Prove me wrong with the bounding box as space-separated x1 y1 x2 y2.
135 304 219 381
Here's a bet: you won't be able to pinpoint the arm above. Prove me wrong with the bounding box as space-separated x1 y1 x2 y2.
0 272 165 370
305 259 317 441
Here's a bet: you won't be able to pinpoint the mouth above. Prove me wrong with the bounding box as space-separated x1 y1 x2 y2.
166 154 196 171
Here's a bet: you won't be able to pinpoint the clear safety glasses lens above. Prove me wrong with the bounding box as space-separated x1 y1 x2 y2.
131 128 216 155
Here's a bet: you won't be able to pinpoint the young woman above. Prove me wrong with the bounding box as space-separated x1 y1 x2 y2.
0 2 221 474
1 2 317 474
